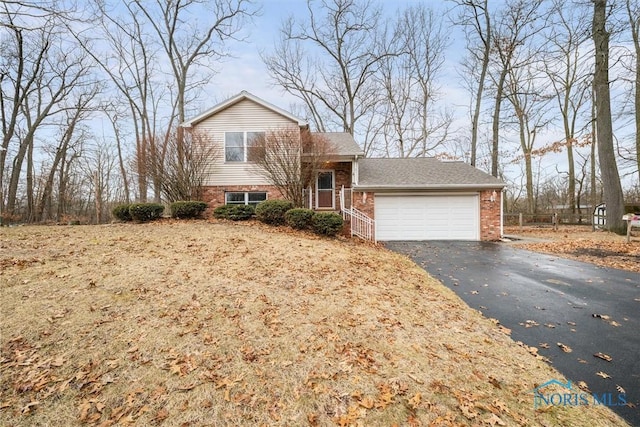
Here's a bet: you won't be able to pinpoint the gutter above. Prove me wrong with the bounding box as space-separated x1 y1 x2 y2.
353 183 506 192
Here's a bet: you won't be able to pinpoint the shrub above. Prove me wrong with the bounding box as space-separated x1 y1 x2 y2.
227 204 255 221
213 205 233 219
213 204 255 221
128 203 165 222
312 212 344 236
170 201 207 219
112 204 132 222
285 208 315 230
255 199 294 225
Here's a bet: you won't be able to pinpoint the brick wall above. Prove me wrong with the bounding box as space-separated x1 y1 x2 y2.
351 191 376 241
479 189 502 241
351 191 374 218
201 184 283 216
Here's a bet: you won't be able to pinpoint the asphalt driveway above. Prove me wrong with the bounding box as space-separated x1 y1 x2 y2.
385 241 640 426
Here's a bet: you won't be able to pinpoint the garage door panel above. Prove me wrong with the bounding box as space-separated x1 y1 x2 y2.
375 195 479 241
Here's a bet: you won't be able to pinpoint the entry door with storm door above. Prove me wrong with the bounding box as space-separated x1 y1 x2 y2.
316 170 335 209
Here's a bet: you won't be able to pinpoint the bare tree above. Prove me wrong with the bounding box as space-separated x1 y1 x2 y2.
78 141 121 223
263 0 387 155
488 0 544 177
251 128 333 207
72 2 166 203
504 63 553 213
451 0 492 167
593 0 626 233
154 129 220 203
624 0 640 184
1 3 95 219
36 83 99 222
377 4 452 158
133 0 255 162
543 0 592 215
103 105 132 203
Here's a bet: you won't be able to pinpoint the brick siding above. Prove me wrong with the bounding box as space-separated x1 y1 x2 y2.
201 184 283 216
479 189 502 241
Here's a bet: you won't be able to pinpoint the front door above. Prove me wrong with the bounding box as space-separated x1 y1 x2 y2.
316 170 334 209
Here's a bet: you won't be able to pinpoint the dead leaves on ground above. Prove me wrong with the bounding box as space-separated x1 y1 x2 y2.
1 224 630 427
557 343 573 353
594 352 613 362
592 313 622 327
518 238 640 272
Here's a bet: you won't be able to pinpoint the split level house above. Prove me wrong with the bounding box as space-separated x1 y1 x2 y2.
181 91 505 242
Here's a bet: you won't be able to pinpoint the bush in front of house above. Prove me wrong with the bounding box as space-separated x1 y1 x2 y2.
255 199 294 225
112 204 132 222
170 201 207 219
312 212 344 236
213 204 255 221
213 205 232 219
128 203 165 222
228 204 255 221
285 208 315 230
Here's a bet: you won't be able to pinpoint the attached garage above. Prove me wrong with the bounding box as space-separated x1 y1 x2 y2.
375 194 479 241
352 158 506 242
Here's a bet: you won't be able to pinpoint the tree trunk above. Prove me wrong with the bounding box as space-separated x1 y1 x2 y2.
566 137 576 214
593 0 625 233
628 0 640 185
491 68 507 177
470 0 491 167
26 136 34 222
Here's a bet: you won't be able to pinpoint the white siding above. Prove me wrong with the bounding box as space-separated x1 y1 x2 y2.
192 99 299 186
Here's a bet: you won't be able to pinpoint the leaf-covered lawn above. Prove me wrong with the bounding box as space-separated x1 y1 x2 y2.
504 226 640 272
0 221 629 426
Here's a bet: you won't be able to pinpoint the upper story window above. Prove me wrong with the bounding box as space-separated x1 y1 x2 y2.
225 131 264 162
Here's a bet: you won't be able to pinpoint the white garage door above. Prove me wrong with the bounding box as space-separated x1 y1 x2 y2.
375 194 479 241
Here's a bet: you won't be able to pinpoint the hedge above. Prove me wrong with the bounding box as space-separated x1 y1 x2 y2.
112 204 132 222
129 203 165 222
312 212 344 236
255 199 294 225
285 208 315 230
213 204 255 221
170 201 207 219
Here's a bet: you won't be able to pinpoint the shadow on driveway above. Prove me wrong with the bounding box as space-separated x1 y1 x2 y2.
385 241 640 426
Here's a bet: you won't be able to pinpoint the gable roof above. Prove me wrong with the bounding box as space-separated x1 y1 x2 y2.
314 132 364 157
181 90 308 127
355 157 505 190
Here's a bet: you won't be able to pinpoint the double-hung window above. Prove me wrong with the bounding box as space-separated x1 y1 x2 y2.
225 131 264 162
225 192 267 207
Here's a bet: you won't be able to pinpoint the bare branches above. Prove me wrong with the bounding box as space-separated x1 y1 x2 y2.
150 129 221 203
251 128 333 207
376 4 452 158
263 0 386 153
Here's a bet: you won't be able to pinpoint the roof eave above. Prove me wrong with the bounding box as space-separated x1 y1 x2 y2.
353 183 506 191
302 153 363 161
181 91 308 128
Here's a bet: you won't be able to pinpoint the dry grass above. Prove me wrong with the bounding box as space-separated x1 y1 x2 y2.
0 221 629 426
504 225 640 272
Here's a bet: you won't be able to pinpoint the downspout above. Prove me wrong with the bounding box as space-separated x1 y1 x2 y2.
501 189 504 238
353 155 359 186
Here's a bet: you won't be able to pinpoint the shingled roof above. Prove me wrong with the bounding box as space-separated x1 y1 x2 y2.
314 132 364 157
355 158 505 190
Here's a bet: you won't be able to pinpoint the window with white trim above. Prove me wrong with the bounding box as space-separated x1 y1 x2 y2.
225 131 264 162
225 192 267 207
